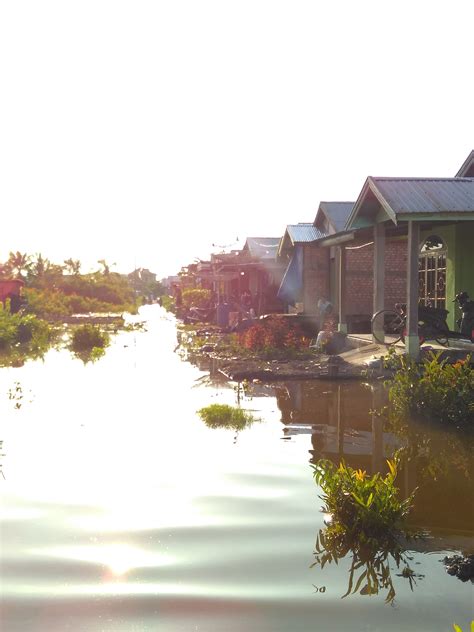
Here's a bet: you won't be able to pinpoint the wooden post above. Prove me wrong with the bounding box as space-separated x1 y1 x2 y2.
406 221 420 359
372 223 385 342
338 246 348 334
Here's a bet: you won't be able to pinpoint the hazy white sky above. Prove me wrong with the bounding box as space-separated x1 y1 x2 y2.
1 0 473 278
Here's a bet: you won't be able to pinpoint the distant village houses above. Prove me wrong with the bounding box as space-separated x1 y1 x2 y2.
171 150 474 358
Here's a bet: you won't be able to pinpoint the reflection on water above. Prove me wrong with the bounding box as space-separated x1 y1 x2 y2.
312 527 423 604
1 306 473 631
277 379 474 538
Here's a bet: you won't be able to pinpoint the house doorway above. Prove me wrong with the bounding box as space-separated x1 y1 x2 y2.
418 235 447 309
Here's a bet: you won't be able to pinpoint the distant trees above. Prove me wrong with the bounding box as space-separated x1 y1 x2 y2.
0 252 139 318
127 268 164 299
6 252 32 279
64 258 81 275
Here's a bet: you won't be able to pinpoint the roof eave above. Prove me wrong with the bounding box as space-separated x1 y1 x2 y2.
346 177 398 229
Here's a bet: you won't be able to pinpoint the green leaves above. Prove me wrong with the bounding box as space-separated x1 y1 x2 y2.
312 458 413 541
387 351 474 428
197 404 259 431
311 458 419 604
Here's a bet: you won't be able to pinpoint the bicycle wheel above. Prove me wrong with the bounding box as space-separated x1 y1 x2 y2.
371 309 404 345
418 319 449 346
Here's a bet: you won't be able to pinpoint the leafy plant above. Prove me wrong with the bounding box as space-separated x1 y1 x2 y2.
197 404 259 431
386 351 474 428
239 318 310 352
70 324 110 352
182 288 213 309
313 459 415 542
0 304 51 353
311 459 420 604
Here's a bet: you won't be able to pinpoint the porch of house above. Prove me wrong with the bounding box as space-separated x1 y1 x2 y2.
345 332 474 360
338 177 474 358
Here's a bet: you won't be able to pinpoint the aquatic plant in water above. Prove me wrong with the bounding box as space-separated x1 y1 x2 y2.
69 324 110 363
313 459 415 540
311 459 420 603
197 404 259 431
385 351 474 428
70 324 110 351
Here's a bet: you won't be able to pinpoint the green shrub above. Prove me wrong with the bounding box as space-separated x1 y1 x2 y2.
23 288 71 319
387 352 474 428
182 288 212 309
71 324 110 351
0 305 50 350
197 404 259 431
311 459 418 603
161 295 176 313
313 459 414 542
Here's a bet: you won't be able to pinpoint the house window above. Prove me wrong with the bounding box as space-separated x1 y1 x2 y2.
418 235 447 309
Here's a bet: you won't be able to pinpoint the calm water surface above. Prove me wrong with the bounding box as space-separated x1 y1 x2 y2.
1 305 473 631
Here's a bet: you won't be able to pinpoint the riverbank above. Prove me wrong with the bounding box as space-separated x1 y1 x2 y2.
177 321 474 382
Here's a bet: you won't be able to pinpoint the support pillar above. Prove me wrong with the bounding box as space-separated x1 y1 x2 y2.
337 246 348 334
406 221 420 359
372 223 385 343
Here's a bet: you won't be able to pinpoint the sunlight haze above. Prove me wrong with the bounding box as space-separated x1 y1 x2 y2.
1 0 472 277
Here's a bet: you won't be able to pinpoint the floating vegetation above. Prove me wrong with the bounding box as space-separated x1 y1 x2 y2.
70 324 110 351
197 404 259 431
8 381 24 409
311 459 421 603
313 459 415 540
69 324 110 363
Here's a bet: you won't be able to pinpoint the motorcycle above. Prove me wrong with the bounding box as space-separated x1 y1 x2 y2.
453 291 474 342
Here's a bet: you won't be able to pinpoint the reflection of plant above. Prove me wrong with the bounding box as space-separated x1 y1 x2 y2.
311 459 419 604
386 352 474 428
197 404 259 431
72 346 106 364
312 527 420 604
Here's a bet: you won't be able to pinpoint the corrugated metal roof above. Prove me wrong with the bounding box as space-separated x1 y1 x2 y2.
318 201 354 232
455 150 474 177
372 177 474 214
244 237 281 260
287 224 328 243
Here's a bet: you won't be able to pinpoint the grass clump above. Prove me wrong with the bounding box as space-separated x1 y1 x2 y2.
197 404 259 431
71 324 110 352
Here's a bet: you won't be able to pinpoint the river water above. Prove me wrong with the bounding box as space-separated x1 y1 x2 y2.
1 305 473 631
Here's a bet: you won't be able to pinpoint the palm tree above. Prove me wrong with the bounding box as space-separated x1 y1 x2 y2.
97 259 116 276
7 251 32 279
64 258 81 275
29 254 63 288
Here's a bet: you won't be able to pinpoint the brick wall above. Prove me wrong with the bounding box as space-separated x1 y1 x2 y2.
300 235 408 328
384 238 408 309
303 244 329 314
344 236 407 316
